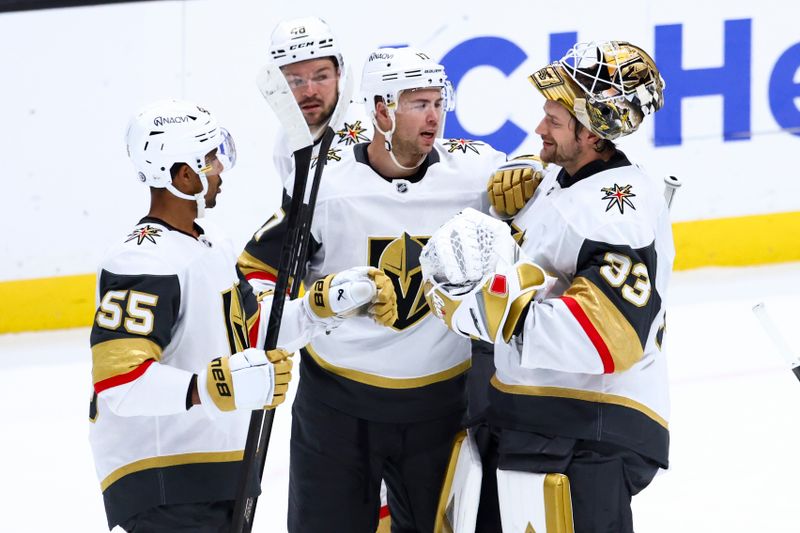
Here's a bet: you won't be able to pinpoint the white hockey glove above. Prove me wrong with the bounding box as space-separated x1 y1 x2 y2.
197 347 293 416
303 267 398 331
487 155 547 218
421 208 554 344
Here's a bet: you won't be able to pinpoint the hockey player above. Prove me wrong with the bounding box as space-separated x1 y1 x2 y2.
239 47 507 532
423 41 672 532
264 16 373 186
89 99 397 532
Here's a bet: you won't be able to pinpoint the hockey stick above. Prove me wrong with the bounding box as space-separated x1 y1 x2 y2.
246 125 336 520
231 63 314 533
752 302 800 382
232 62 351 533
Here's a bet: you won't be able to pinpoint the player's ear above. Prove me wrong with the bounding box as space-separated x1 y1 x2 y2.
374 98 392 130
170 163 197 194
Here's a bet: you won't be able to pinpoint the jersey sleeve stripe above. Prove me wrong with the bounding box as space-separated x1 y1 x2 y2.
248 307 261 349
238 250 279 279
563 276 644 373
92 338 163 390
560 295 615 373
245 271 277 283
94 358 156 394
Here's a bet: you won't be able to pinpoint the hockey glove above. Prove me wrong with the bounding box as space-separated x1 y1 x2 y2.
421 208 554 344
487 155 546 218
197 347 293 417
304 267 398 330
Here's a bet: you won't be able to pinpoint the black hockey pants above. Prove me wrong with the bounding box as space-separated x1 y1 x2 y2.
288 391 463 533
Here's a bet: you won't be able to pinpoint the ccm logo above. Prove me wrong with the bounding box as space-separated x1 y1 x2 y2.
290 41 315 50
209 358 231 397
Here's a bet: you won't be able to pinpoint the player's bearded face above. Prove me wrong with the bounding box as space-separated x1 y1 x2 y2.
391 88 443 165
535 100 583 168
282 58 340 129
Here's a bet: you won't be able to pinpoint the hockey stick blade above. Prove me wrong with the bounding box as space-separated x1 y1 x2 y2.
256 62 313 152
752 302 800 382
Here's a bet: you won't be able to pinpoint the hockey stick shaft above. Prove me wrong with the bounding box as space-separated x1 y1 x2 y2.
752 302 800 382
242 128 338 530
231 145 314 533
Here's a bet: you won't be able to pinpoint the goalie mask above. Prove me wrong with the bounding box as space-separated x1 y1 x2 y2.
125 99 236 216
529 41 665 140
360 47 455 169
420 208 554 344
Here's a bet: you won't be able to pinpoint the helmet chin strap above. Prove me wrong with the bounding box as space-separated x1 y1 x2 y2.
165 169 208 218
372 110 426 171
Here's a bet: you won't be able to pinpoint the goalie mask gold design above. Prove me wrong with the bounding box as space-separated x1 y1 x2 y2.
529 41 665 140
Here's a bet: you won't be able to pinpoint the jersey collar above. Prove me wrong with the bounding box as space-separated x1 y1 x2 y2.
139 216 205 240
556 150 631 189
354 142 440 184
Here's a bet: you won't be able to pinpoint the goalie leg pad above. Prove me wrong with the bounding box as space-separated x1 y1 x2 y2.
435 430 483 533
496 470 574 533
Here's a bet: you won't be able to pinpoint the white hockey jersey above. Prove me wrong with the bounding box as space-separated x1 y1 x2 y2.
241 139 506 422
272 101 373 189
89 217 310 528
491 151 674 467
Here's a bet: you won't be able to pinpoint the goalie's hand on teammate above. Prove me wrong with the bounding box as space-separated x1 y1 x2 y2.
304 267 398 329
197 347 293 416
487 155 546 217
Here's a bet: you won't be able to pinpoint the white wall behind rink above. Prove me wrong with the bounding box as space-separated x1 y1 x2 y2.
2 0 799 281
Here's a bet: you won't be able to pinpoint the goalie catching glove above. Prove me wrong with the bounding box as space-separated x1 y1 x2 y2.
197 347 292 417
420 208 554 344
487 155 547 218
304 266 398 330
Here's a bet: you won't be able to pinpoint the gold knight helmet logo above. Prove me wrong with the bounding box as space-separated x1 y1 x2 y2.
368 232 430 330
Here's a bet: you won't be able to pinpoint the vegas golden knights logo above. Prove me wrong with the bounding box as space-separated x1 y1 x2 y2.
368 232 430 330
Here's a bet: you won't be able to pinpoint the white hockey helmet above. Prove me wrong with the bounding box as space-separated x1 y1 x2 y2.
360 47 455 169
529 41 664 140
360 46 455 119
125 99 236 214
269 16 343 70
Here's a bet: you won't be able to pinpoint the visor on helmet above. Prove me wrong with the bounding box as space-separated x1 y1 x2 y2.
215 128 237 171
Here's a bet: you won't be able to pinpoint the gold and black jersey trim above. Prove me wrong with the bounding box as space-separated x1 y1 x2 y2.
490 375 667 428
299 347 468 423
92 338 162 391
99 450 258 529
237 249 279 280
100 450 243 492
488 374 669 467
562 276 643 373
305 344 470 389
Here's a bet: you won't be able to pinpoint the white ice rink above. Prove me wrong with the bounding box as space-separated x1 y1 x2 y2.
2 262 799 532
